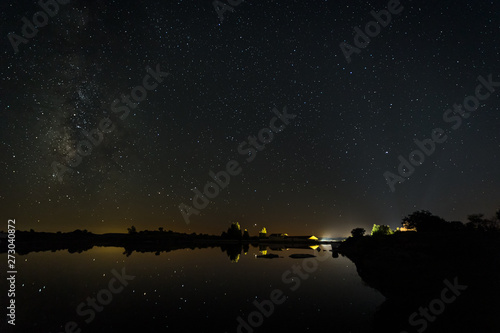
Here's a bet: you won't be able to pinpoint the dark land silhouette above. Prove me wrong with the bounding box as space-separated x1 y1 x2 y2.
339 209 500 333
4 210 500 332
0 222 328 256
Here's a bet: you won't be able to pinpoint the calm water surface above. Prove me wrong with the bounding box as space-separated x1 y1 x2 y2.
3 244 384 333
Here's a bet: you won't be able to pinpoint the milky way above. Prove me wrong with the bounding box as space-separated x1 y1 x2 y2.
1 0 499 236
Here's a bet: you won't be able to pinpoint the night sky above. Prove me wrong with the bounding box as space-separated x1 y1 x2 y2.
1 0 499 237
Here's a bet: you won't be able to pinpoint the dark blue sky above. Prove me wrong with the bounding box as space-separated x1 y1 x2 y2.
1 0 499 236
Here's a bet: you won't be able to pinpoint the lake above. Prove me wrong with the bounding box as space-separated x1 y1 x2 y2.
2 244 385 332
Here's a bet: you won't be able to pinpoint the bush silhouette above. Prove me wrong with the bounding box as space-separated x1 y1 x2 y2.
351 227 366 238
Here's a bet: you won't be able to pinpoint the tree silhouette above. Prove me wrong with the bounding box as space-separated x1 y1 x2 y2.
243 229 249 239
402 210 447 232
127 226 137 234
259 227 267 238
225 222 242 239
158 227 164 232
351 227 366 238
466 213 498 232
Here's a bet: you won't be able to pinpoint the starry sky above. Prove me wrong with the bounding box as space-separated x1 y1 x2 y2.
1 0 499 237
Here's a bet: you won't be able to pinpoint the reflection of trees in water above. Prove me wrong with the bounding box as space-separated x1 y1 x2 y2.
220 243 245 263
10 232 263 261
121 243 251 261
67 244 94 253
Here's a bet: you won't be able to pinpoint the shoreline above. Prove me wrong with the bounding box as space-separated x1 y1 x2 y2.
0 230 342 255
337 231 500 332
